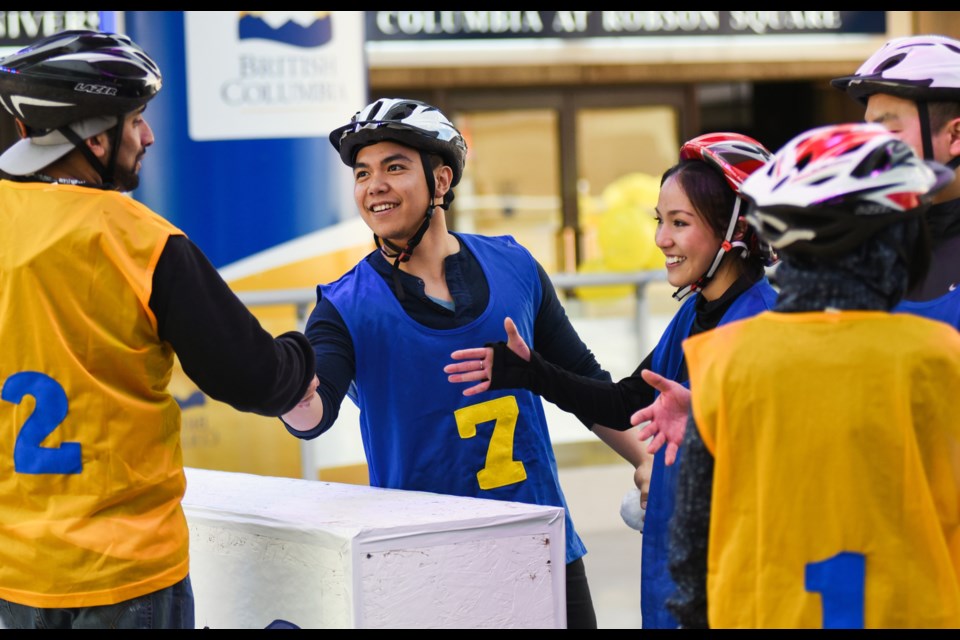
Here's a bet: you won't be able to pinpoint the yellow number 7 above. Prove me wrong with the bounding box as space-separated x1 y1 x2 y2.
454 395 527 490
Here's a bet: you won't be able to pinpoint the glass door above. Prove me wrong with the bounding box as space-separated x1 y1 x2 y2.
453 107 564 273
438 88 688 278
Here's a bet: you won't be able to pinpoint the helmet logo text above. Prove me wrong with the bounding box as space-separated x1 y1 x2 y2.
74 82 117 96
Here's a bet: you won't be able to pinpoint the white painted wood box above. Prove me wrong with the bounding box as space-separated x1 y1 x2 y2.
183 467 566 629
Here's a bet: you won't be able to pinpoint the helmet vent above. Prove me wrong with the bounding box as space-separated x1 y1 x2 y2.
874 53 907 74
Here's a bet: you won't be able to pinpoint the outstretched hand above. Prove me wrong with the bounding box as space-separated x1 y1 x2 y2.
445 317 530 396
631 369 691 466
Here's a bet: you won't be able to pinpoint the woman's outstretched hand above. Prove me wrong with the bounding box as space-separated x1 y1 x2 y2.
445 317 529 396
631 369 691 466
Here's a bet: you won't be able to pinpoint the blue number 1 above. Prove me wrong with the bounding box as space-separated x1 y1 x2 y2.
2 371 82 474
805 552 865 629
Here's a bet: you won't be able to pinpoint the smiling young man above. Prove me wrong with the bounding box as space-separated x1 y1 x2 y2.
0 31 317 629
281 98 652 629
832 34 960 329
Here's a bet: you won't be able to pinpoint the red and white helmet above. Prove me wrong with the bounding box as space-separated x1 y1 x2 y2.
680 132 772 194
741 123 953 256
672 132 776 300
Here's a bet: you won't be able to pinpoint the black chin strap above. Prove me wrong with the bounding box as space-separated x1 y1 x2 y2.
918 100 936 162
57 120 122 188
375 150 452 300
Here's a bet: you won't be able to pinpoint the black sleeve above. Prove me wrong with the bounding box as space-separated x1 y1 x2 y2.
488 339 656 430
531 262 610 382
666 410 713 629
281 292 357 440
149 235 315 416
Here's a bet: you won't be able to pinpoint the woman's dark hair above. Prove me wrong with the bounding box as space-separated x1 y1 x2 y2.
662 159 734 237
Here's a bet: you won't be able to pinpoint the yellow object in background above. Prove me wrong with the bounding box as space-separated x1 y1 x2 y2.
576 172 662 301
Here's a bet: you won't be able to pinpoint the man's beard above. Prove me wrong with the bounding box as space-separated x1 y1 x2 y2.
113 153 143 192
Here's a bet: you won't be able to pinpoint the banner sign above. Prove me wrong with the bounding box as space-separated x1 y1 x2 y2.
366 11 885 41
184 11 366 141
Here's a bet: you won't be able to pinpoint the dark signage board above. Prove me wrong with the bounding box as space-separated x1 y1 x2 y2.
0 11 111 49
366 11 886 41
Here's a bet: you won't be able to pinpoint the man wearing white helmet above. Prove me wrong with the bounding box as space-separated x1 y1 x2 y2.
832 34 960 329
282 97 648 629
0 31 318 629
668 123 960 628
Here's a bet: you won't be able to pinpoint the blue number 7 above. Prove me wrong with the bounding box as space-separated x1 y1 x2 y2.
805 551 865 629
2 371 82 474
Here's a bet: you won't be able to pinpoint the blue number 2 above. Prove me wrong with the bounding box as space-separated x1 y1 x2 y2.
2 372 82 474
805 551 866 629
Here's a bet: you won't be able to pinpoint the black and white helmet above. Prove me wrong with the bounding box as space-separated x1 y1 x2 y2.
329 98 467 187
831 34 960 105
328 98 468 288
741 123 953 257
0 29 162 134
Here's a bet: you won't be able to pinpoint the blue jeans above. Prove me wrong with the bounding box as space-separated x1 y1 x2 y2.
0 575 194 629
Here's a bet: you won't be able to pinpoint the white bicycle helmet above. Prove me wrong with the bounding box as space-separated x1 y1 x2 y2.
671 132 776 300
832 35 960 163
741 123 953 256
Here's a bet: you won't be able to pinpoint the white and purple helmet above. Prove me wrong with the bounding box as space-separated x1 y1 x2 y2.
832 34 960 105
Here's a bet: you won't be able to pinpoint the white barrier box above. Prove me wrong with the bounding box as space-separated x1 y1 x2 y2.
183 467 566 629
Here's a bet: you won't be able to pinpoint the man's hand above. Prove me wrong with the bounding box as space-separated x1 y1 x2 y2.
445 317 529 396
631 369 691 466
283 374 322 432
297 374 319 408
634 458 651 508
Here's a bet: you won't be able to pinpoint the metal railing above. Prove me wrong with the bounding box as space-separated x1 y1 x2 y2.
235 269 671 356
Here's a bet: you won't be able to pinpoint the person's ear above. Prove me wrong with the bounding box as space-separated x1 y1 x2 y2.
433 164 453 203
85 131 111 161
945 116 960 159
731 214 749 241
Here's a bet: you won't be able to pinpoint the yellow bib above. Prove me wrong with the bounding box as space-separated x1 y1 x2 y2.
0 181 188 607
685 311 960 628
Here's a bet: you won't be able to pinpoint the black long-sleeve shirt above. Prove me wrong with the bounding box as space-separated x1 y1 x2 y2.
149 234 315 416
665 413 712 629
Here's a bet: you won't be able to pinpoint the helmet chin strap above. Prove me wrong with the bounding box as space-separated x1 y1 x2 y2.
917 100 937 162
57 120 122 188
672 197 747 301
374 150 448 300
